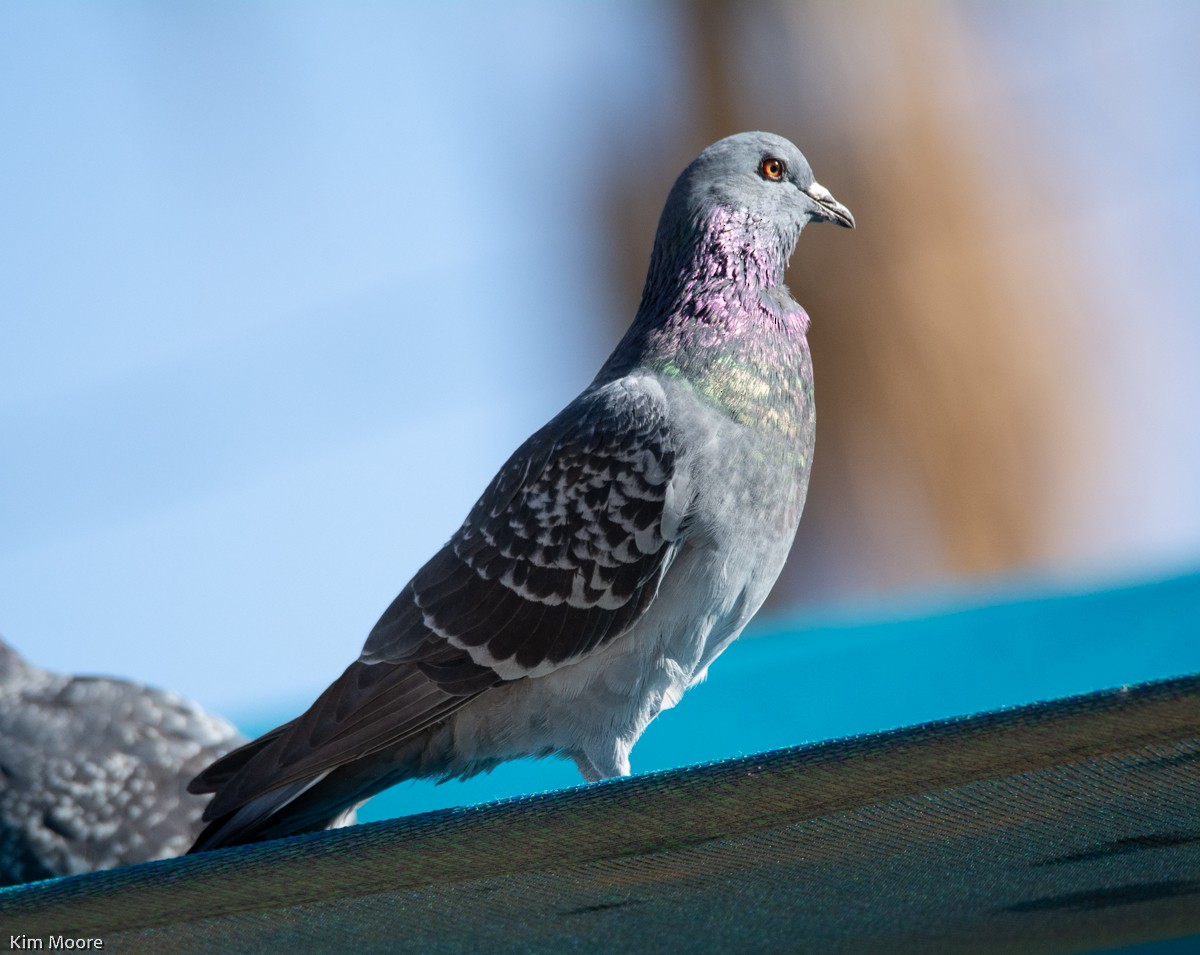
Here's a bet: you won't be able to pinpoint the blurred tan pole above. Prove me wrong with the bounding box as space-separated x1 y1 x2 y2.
606 1 1086 603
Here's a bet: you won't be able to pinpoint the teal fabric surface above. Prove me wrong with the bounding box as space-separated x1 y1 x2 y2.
2 571 1198 953
1 671 1198 953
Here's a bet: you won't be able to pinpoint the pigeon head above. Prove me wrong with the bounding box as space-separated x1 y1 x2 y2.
601 131 853 384
672 131 854 233
643 128 849 296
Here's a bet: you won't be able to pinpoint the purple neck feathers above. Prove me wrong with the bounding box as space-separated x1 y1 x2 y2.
598 206 809 387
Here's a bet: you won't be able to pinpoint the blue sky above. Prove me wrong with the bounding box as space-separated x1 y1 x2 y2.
1 3 680 714
3 2 1200 750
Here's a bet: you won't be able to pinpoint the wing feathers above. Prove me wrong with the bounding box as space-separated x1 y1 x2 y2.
194 378 694 846
202 660 484 821
396 381 686 676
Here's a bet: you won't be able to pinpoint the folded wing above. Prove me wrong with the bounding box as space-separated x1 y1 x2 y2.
190 378 692 848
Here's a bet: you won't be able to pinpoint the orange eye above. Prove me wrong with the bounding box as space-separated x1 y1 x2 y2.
759 157 787 181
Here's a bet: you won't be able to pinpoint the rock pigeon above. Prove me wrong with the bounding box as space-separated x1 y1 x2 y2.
0 638 247 884
189 131 854 852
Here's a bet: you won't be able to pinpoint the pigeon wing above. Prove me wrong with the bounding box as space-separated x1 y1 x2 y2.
194 376 691 821
364 375 687 677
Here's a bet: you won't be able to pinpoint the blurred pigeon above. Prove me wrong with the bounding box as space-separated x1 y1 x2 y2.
190 131 854 851
0 638 246 884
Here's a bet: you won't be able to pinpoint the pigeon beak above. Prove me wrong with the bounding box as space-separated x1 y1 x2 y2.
805 181 855 229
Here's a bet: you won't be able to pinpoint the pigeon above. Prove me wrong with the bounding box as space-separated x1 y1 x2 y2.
0 638 248 884
189 131 854 852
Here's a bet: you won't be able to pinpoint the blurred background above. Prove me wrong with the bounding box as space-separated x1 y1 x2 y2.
3 3 1199 817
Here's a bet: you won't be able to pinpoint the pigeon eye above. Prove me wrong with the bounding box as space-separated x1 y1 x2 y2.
759 157 787 181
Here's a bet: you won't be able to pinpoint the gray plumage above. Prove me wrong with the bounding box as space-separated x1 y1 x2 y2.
0 638 245 884
190 131 854 852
